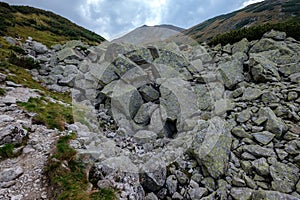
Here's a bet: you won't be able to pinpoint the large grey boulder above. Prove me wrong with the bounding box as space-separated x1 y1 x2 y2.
57 48 83 61
250 38 278 53
138 85 160 102
242 87 263 101
91 62 119 86
0 167 23 183
263 30 286 41
32 41 48 54
140 156 167 192
159 78 199 132
110 81 144 119
189 117 232 179
243 145 276 157
134 102 158 126
101 156 139 174
133 130 157 144
258 107 288 137
232 38 250 54
249 53 280 82
252 190 299 200
218 52 245 89
270 161 299 193
113 55 141 77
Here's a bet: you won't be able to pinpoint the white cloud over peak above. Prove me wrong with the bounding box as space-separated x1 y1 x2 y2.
3 0 266 40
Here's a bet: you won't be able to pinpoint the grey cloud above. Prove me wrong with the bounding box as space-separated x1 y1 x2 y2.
2 0 262 40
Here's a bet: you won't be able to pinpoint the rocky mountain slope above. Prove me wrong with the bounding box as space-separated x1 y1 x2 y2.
1 28 299 199
0 2 106 46
112 24 185 45
185 0 300 43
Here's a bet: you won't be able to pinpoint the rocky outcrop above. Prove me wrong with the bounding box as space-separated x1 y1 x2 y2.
2 29 300 199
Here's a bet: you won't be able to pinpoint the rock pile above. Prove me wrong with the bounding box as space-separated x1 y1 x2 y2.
2 29 300 199
0 73 59 199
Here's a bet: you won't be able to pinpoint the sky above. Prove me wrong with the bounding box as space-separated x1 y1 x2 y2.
3 0 264 40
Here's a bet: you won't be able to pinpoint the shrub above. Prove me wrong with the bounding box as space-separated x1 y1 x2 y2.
8 52 40 69
9 45 26 55
208 20 300 46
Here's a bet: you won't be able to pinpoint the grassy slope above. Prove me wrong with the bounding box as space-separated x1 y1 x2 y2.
0 2 105 47
185 0 300 43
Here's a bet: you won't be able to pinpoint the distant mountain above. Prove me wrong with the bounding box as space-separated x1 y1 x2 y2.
112 24 185 45
185 0 300 43
0 2 105 46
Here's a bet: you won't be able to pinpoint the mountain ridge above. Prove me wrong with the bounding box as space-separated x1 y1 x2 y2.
185 0 300 43
0 2 106 46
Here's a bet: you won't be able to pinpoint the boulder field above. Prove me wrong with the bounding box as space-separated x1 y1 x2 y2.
1 30 300 199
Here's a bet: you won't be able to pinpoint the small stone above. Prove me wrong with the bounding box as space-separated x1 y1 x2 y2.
2 96 16 104
258 107 288 137
236 109 251 123
275 149 288 160
242 87 263 101
253 174 265 181
232 176 246 187
230 187 253 200
166 175 177 194
287 91 298 101
0 167 23 183
97 180 113 189
139 85 160 102
256 181 269 190
172 192 183 200
284 131 299 141
231 126 252 139
0 115 14 123
188 187 208 200
252 158 270 176
243 175 257 189
240 160 252 174
241 152 256 160
252 131 275 145
253 190 300 200
145 192 158 200
0 73 7 82
253 116 268 126
243 145 276 157
296 180 300 194
133 130 157 144
6 81 22 87
175 170 189 185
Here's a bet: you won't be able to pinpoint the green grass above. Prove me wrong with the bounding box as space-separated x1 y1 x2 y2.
18 97 73 131
0 143 15 160
0 88 6 96
45 133 117 200
90 189 117 200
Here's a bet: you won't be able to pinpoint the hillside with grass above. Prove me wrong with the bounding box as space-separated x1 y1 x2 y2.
185 0 300 44
0 2 105 47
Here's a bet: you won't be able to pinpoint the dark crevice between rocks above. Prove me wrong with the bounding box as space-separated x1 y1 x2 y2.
164 118 178 139
148 46 159 60
95 92 107 110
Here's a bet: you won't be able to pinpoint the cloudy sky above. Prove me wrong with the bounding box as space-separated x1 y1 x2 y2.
3 0 264 40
